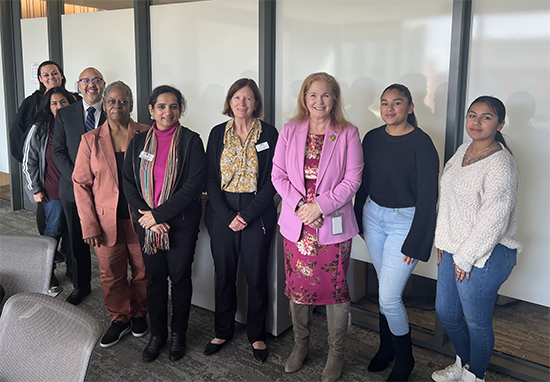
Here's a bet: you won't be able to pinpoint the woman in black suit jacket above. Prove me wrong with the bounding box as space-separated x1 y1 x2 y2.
203 78 278 363
123 85 205 363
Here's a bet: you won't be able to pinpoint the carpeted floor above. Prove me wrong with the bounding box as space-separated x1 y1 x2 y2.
0 206 520 381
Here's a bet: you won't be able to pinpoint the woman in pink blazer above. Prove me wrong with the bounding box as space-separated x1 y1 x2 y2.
272 72 363 382
73 81 149 349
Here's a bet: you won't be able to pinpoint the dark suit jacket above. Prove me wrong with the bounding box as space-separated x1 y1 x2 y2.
72 119 149 246
52 100 107 202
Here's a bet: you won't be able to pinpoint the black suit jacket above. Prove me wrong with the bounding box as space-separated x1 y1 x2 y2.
52 100 107 202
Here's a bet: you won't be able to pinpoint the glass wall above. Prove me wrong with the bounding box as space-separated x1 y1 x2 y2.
61 8 137 119
150 0 259 144
466 0 550 367
276 0 454 332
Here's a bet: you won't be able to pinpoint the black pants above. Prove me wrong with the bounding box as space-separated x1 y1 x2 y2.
62 200 91 290
138 206 200 338
209 193 274 344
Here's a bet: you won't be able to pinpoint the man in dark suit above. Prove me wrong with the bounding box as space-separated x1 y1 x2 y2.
53 67 106 305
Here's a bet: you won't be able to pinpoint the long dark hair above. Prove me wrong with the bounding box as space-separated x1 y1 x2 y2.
37 61 67 94
381 83 418 128
34 87 76 126
468 96 510 153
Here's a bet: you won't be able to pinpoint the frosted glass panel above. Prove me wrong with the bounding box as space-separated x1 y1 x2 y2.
467 1 550 306
277 0 453 280
62 9 137 119
151 0 259 144
21 18 48 98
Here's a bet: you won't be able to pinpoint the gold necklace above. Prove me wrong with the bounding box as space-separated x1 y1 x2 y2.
467 142 495 157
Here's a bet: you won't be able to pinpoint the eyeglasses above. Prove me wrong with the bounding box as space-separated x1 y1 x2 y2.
78 78 104 84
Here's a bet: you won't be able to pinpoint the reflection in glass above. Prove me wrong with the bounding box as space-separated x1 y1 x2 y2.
466 0 550 367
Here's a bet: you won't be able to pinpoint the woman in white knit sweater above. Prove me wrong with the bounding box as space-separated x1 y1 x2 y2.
431 96 522 382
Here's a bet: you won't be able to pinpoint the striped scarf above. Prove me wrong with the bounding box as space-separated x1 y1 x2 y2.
139 125 181 254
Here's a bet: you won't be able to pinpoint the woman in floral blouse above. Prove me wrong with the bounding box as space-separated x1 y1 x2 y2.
204 78 278 363
272 72 363 382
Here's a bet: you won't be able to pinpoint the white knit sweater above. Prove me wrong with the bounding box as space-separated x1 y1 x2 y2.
434 142 522 272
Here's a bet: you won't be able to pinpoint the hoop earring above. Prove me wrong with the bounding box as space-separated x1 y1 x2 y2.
150 115 154 120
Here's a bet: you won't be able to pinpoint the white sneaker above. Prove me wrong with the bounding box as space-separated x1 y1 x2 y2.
459 368 485 382
432 355 467 382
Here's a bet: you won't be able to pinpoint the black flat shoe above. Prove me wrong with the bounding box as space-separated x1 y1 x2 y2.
66 285 91 305
169 333 186 361
142 335 167 363
252 345 268 363
204 339 228 356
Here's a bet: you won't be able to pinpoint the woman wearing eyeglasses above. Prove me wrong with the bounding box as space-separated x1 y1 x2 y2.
73 81 150 348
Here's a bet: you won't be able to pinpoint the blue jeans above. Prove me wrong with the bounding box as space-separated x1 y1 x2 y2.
363 197 418 336
42 199 72 270
436 244 516 379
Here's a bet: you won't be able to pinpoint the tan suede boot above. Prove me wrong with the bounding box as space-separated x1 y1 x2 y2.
322 301 350 382
285 302 313 373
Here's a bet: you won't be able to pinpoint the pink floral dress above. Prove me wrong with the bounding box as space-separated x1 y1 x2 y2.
284 134 352 305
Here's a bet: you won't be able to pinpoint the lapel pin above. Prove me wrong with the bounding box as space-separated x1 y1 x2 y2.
329 134 336 141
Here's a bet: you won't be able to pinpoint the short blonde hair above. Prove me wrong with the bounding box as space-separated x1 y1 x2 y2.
290 72 349 131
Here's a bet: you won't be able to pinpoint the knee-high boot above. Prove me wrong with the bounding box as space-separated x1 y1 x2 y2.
387 329 415 381
322 301 350 382
369 312 395 371
285 301 313 373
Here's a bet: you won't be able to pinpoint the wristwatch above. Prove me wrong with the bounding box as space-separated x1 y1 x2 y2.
295 199 305 214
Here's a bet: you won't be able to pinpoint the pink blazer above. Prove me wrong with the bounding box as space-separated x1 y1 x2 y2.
73 119 149 246
272 119 363 244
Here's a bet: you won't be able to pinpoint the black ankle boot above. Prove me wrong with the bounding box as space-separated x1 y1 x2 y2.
386 330 415 381
142 335 167 363
169 333 186 361
368 313 395 372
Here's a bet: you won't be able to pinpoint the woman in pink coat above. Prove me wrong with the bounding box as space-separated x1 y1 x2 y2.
272 72 363 382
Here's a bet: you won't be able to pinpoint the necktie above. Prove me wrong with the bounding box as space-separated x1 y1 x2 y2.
86 106 96 132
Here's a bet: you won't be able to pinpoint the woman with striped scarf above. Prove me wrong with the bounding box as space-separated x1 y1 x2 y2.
123 85 205 363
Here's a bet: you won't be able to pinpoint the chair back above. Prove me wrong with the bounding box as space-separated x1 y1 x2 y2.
0 292 102 382
0 234 57 306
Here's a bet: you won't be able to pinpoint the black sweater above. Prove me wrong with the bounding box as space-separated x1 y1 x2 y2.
204 120 278 230
354 126 439 261
123 125 205 226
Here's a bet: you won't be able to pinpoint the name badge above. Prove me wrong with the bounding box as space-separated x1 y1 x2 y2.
332 212 343 235
139 151 155 161
255 141 269 152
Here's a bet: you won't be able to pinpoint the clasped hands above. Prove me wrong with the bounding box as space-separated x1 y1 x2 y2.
229 212 247 232
138 209 170 235
297 201 323 229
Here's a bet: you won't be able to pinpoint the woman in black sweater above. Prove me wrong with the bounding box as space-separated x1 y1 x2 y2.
354 84 439 381
203 78 278 363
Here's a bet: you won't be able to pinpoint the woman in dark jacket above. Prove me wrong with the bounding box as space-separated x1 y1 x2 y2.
11 60 79 264
123 85 205 363
22 87 76 287
203 78 278 363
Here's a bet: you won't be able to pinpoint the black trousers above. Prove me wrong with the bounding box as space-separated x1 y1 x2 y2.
62 200 91 290
209 193 274 344
138 207 200 338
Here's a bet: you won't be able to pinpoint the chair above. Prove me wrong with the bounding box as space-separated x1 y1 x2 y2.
0 292 102 382
0 234 57 306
